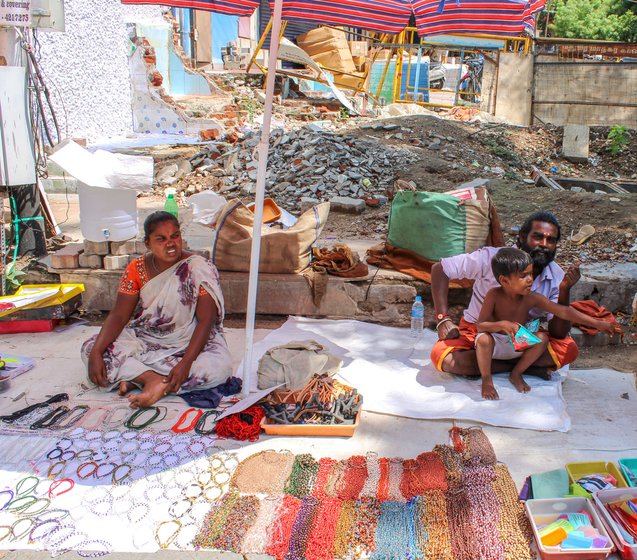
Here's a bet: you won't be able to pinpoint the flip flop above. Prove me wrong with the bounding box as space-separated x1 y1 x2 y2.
569 224 595 245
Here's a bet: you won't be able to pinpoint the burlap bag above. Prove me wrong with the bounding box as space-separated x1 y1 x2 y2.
211 200 330 273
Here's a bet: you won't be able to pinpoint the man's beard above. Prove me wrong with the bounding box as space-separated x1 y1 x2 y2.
519 240 556 272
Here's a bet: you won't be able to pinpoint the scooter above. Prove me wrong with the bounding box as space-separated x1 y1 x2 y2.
429 62 447 89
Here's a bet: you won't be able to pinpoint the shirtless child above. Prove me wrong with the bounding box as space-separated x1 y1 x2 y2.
476 248 615 400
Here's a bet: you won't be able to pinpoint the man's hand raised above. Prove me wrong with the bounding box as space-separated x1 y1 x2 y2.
560 263 581 293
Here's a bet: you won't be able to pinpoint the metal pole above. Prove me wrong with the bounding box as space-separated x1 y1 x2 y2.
241 0 283 395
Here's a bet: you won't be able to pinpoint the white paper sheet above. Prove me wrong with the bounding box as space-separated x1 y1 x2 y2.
237 316 572 432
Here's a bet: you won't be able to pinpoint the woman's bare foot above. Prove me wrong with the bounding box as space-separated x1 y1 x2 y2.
127 371 168 408
117 381 136 396
510 373 531 393
481 381 500 400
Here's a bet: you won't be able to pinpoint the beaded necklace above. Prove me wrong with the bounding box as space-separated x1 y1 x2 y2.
492 464 534 560
331 500 356 559
360 453 380 498
351 497 381 557
464 459 504 560
242 496 281 554
387 458 405 502
371 500 418 560
207 495 260 553
286 495 319 560
304 496 341 560
232 450 295 495
192 491 239 548
376 458 390 502
284 453 319 498
417 491 453 559
338 455 367 500
312 458 337 500
265 495 302 560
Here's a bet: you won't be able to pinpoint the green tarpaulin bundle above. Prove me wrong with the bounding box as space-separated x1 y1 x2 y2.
387 190 492 262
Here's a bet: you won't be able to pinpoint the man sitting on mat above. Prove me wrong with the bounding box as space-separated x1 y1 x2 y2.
430 211 580 377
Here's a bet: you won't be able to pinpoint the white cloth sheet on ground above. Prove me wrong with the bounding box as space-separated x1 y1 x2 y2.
238 316 571 432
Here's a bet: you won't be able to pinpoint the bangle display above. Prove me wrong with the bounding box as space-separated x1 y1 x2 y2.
194 410 219 435
170 408 202 433
124 406 167 430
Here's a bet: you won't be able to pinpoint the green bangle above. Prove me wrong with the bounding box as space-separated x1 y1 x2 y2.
124 406 167 430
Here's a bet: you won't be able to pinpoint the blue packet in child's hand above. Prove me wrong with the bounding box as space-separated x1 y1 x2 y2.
525 318 540 333
509 324 542 351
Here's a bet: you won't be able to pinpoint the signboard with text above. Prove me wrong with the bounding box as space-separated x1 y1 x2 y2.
0 0 31 27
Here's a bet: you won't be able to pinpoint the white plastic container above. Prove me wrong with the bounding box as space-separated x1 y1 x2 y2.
593 488 637 560
525 497 615 560
77 184 138 242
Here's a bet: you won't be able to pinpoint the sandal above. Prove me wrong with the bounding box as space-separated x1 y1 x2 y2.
569 224 595 245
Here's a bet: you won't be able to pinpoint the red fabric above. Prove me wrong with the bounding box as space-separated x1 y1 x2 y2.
215 405 264 441
570 300 623 337
430 318 579 371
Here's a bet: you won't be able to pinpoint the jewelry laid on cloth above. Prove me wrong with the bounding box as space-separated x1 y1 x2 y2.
0 393 68 424
29 406 71 430
194 410 219 436
124 406 168 430
171 408 203 433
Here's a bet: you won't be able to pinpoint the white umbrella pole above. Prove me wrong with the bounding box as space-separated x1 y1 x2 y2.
241 0 284 396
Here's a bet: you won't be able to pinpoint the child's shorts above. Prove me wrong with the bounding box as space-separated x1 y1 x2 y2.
474 332 522 361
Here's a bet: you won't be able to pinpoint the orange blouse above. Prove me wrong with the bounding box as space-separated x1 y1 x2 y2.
118 256 210 297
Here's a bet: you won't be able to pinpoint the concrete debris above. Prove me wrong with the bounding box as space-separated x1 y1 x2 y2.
165 126 418 213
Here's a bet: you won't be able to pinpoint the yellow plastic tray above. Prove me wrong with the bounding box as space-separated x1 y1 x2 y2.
566 461 628 491
0 284 85 318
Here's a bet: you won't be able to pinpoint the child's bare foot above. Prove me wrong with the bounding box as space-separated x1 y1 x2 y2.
118 381 136 396
524 365 551 380
128 374 167 408
481 381 500 400
510 373 531 393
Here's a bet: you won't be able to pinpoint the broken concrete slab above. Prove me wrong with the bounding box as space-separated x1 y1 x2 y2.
329 196 365 214
570 326 623 348
570 262 637 312
562 124 590 163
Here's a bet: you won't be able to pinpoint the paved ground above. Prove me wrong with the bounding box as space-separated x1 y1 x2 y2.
1 192 630 558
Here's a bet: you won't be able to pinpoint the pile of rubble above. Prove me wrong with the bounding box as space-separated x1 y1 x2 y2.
157 124 419 213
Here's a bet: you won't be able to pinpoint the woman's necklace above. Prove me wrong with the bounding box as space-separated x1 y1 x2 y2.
150 254 162 276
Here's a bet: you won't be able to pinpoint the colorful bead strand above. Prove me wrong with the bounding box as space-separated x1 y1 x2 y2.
312 458 337 499
242 496 281 554
371 500 420 560
284 454 320 498
286 496 320 560
304 497 342 560
332 500 356 559
193 491 240 549
417 491 453 559
208 495 260 553
492 464 534 560
360 453 380 498
338 455 367 501
266 495 302 560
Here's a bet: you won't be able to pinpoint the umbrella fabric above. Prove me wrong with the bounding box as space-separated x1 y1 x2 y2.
121 0 544 35
120 0 260 16
274 0 413 34
411 0 545 36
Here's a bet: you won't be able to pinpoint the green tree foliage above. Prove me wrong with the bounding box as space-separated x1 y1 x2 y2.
552 0 637 42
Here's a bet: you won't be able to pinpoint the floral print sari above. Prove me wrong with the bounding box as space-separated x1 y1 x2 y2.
81 255 232 392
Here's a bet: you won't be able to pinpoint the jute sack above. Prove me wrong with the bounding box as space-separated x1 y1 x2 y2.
387 188 492 262
257 340 343 391
211 200 330 273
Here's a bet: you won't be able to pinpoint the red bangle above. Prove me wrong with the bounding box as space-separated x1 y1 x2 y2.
48 478 75 498
171 408 203 433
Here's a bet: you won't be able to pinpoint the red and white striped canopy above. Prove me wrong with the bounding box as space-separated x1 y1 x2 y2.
121 0 545 35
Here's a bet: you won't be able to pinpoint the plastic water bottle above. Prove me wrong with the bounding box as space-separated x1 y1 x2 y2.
411 296 425 338
164 191 178 218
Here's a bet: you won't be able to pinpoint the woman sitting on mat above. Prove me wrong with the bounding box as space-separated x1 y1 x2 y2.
81 211 232 408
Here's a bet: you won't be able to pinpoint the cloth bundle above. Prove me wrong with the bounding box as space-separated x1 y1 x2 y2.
570 300 623 337
257 340 343 391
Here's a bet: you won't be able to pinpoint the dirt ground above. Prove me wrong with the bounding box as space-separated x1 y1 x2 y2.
334 115 636 267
